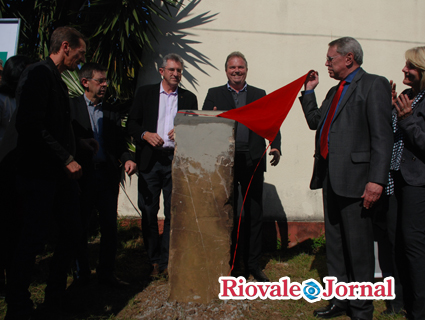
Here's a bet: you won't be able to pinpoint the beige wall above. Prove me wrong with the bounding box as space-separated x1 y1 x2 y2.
119 0 425 221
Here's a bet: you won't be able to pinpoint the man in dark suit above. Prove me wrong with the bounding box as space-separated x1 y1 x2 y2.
70 62 137 286
5 26 87 319
127 53 198 277
300 37 393 320
202 51 281 282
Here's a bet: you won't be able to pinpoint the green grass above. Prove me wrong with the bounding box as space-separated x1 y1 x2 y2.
0 221 405 320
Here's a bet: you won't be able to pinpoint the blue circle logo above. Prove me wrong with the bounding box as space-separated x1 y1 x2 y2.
303 280 321 302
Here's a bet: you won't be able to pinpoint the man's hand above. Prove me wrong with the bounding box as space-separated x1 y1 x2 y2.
395 93 414 120
65 160 82 180
143 132 164 147
80 138 99 154
304 70 319 91
361 182 383 209
124 160 138 176
168 128 175 142
269 148 281 166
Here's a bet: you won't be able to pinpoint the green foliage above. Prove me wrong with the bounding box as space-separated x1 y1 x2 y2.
311 233 326 254
276 233 291 250
62 69 84 97
276 237 282 250
0 0 180 100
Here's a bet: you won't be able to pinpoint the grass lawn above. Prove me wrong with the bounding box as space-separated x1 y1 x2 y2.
0 219 405 319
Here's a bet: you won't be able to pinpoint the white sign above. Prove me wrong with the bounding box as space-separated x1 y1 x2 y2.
0 18 20 64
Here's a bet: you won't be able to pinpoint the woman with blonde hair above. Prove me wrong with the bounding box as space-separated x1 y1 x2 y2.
387 46 425 319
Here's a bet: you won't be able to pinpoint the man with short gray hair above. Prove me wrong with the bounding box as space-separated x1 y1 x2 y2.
300 37 393 319
128 53 197 277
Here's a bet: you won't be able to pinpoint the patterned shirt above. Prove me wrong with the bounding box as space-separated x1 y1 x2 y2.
386 89 425 194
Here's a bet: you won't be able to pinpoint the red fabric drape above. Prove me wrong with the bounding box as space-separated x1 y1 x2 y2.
217 72 309 141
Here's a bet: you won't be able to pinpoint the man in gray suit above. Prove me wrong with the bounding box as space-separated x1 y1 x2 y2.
300 37 393 320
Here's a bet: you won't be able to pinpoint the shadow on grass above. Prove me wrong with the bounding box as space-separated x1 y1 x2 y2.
59 222 154 320
265 238 328 281
1 221 332 320
0 220 159 320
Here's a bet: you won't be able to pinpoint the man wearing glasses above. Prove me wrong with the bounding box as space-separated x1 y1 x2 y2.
300 37 392 320
70 62 137 287
128 53 197 277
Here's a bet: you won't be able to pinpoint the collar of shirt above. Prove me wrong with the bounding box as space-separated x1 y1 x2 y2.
227 82 248 93
343 67 360 84
84 93 103 109
160 82 178 96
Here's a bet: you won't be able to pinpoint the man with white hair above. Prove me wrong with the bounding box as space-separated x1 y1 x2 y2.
300 37 393 320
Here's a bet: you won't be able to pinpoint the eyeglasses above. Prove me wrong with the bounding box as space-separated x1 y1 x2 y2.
163 67 183 74
87 78 110 85
326 55 341 63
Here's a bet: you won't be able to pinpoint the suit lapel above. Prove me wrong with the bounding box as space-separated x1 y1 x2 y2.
246 85 256 104
221 85 236 109
177 87 187 110
78 95 93 132
317 86 338 129
102 103 112 140
333 68 364 120
151 84 160 125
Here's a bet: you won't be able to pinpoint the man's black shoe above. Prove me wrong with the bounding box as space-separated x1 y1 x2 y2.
249 267 269 282
313 303 346 318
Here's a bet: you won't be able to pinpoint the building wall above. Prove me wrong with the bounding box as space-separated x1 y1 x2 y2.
118 0 425 222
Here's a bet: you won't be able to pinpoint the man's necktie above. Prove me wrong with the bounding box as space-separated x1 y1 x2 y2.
320 80 346 159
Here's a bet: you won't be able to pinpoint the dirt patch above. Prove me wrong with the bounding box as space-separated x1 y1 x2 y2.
119 281 249 319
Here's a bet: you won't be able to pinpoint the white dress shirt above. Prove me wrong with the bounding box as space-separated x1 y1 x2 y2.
156 82 178 149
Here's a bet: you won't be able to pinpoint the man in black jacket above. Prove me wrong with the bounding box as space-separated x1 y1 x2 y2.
70 62 137 287
203 51 281 282
5 26 87 320
128 53 198 277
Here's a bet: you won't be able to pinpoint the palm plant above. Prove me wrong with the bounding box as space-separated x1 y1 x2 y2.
62 70 85 97
0 0 179 101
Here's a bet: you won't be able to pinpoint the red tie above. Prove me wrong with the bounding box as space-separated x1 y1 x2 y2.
320 80 346 159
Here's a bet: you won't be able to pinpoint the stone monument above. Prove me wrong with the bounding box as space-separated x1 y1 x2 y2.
168 110 235 303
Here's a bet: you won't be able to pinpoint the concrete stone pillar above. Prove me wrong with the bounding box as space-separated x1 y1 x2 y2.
168 110 235 303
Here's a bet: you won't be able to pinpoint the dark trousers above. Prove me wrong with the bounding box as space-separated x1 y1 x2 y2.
0 166 21 293
138 153 172 270
232 153 264 271
323 171 375 320
393 171 425 319
375 194 405 313
76 167 119 280
6 175 81 319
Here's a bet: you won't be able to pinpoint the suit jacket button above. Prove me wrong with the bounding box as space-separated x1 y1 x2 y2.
401 159 405 163
413 157 416 161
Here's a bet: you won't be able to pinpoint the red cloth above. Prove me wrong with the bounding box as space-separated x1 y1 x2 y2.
217 72 309 142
